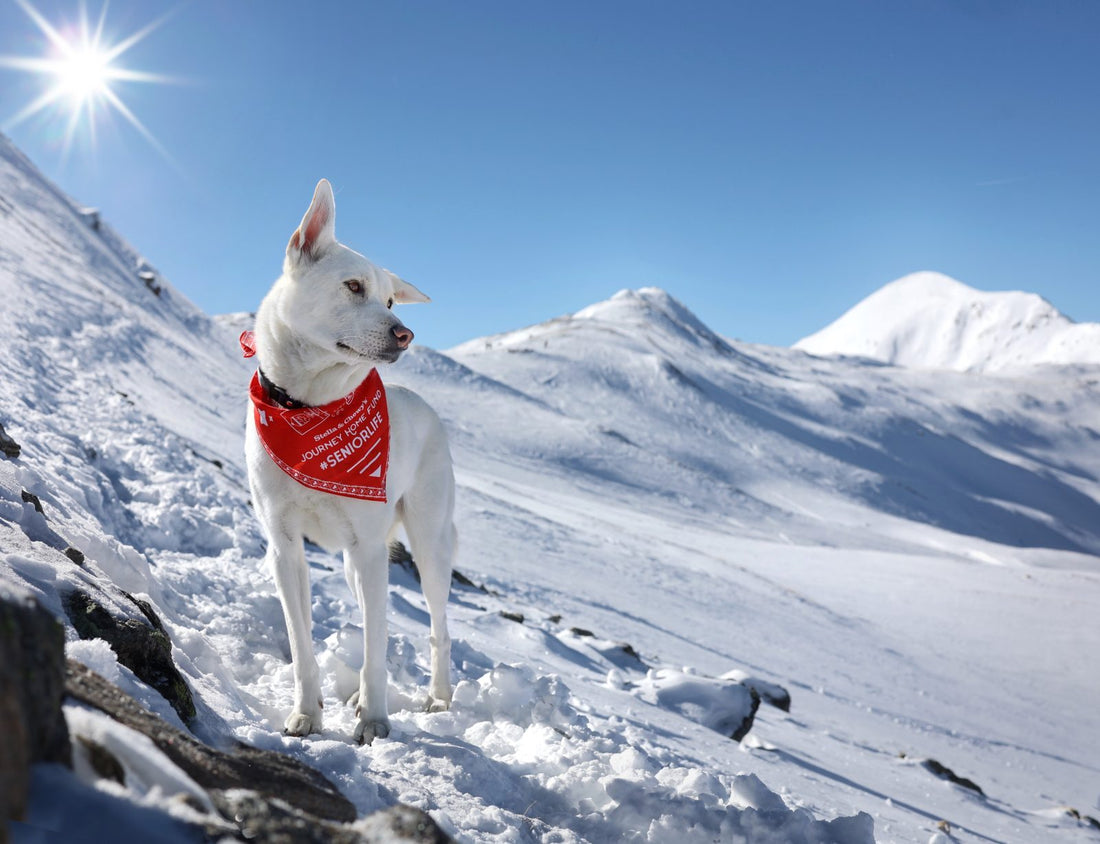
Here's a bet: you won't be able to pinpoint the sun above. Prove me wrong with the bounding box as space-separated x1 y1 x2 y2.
0 0 177 162
56 42 113 104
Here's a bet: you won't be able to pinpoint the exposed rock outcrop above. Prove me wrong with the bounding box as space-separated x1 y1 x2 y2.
359 805 454 843
922 758 984 796
389 540 488 593
0 420 20 459
66 660 455 841
0 591 71 824
64 588 196 724
721 669 792 712
65 660 356 823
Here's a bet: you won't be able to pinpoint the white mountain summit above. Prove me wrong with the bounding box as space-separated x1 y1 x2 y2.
795 270 1100 372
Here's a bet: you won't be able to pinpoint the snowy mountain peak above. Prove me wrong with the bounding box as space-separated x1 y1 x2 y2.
795 271 1100 372
880 270 984 297
873 271 1055 315
454 286 730 356
577 286 711 333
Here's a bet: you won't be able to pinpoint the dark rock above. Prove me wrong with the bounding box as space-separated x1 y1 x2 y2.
208 794 456 844
211 789 361 844
125 592 169 635
77 736 126 785
65 660 357 824
63 546 86 566
10 490 68 552
450 569 486 592
499 611 525 624
731 687 761 742
389 540 419 580
922 758 984 795
618 643 643 663
0 420 20 458
139 270 161 296
63 588 197 724
20 489 43 514
722 671 791 713
562 623 647 670
359 804 454 843
755 684 791 713
594 641 647 672
0 593 71 824
389 540 488 593
1057 808 1100 829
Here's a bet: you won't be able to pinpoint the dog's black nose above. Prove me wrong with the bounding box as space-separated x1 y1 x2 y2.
392 325 414 349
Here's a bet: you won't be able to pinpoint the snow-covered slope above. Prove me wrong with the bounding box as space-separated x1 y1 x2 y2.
794 271 1100 372
3 135 1100 843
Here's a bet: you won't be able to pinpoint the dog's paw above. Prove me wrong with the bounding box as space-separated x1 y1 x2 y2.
354 717 391 746
284 710 319 737
425 695 451 713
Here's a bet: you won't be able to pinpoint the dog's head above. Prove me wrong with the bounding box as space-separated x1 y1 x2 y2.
278 179 429 364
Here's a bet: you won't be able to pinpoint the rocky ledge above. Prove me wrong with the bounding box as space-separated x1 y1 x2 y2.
2 591 453 843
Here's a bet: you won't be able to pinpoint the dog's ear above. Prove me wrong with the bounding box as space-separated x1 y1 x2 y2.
388 272 431 304
287 179 337 263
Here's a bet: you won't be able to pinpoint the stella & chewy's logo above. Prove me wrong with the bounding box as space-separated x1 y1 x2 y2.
281 405 330 436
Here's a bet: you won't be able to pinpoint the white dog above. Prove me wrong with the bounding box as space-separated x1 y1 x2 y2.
244 179 455 744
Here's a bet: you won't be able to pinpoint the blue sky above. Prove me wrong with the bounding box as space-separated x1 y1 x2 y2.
1 0 1098 350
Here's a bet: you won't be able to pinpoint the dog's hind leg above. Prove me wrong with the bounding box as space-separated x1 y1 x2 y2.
268 531 323 736
417 523 456 712
399 458 456 712
345 542 392 744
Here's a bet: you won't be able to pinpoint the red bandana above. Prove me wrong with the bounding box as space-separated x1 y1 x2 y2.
241 331 389 501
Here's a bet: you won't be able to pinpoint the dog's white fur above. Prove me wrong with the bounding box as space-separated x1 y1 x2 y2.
245 179 455 744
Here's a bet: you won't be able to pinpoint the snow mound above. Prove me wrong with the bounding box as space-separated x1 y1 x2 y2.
794 271 1100 372
637 668 759 740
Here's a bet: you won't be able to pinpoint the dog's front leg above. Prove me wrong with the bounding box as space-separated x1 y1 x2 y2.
269 536 323 736
344 544 391 744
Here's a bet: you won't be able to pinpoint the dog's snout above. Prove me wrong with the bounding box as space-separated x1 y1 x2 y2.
392 325 414 349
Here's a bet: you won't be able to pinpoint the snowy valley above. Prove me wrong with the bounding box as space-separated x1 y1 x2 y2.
2 132 1099 843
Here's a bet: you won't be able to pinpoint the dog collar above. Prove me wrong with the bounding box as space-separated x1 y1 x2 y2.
258 368 307 409
240 330 307 409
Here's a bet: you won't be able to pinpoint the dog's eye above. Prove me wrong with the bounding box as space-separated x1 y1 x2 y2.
387 298 394 309
344 280 363 295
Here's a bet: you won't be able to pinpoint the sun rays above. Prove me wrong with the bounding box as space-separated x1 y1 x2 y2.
0 0 178 164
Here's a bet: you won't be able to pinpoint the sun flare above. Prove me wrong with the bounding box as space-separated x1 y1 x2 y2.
0 0 177 162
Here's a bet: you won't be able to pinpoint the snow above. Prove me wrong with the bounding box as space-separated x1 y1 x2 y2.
794 270 1100 372
3 131 1100 842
